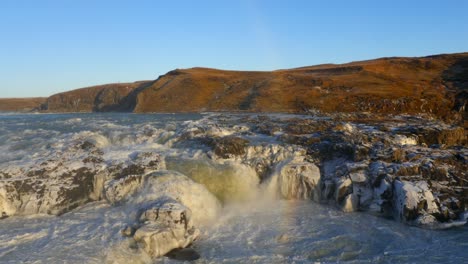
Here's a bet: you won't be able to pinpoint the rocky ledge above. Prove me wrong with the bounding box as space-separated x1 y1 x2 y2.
171 113 467 228
266 114 466 228
0 113 466 259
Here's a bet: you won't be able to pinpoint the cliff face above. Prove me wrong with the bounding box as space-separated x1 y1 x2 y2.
0 98 46 112
134 53 468 123
42 81 153 112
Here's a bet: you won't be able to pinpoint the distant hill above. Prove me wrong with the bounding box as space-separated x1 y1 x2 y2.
134 52 467 123
1 52 466 123
0 97 46 112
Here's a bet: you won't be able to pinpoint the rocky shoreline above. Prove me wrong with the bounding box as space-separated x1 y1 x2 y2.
0 112 466 259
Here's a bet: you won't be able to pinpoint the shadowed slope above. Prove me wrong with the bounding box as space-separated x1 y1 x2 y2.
43 81 152 112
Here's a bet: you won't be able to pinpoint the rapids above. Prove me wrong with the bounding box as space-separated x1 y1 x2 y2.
0 113 466 263
0 200 466 263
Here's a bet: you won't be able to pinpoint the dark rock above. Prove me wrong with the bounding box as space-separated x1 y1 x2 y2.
166 248 201 261
255 123 281 135
285 119 330 135
398 126 466 146
121 225 136 237
213 136 249 158
110 152 163 180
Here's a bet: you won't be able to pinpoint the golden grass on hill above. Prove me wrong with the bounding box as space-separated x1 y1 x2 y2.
1 53 466 123
135 53 468 122
0 98 46 112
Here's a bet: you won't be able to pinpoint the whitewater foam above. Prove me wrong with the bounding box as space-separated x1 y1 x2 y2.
0 113 466 263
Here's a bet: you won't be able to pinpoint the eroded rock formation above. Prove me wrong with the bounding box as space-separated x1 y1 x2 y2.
1 112 466 259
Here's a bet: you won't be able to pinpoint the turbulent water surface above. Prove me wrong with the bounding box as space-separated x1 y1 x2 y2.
0 113 466 263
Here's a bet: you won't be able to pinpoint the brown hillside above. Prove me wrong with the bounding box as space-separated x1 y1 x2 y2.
0 97 46 112
134 53 468 123
44 81 153 112
1 53 466 123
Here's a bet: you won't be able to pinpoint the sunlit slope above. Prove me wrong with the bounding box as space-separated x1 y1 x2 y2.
0 98 46 112
135 53 468 122
1 53 466 122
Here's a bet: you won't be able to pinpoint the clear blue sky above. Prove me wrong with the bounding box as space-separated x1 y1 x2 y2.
1 0 467 98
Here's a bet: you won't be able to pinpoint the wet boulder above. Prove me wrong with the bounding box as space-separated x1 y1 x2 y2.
105 170 221 225
108 171 221 259
133 196 200 258
138 196 194 229
392 180 440 225
133 222 199 259
276 161 321 200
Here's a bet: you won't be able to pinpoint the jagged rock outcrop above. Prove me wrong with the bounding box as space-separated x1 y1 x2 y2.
267 116 467 228
0 140 106 217
0 138 164 218
170 113 466 228
200 114 464 228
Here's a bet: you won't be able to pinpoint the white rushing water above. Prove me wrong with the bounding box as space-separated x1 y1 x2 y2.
0 113 467 263
1 200 467 263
